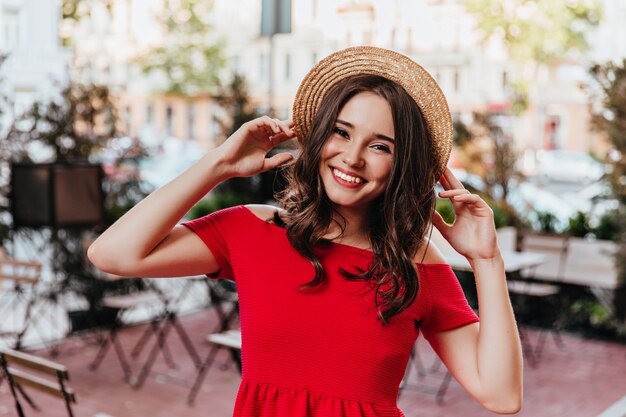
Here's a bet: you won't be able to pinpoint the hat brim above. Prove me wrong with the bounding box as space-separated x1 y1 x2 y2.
292 46 453 178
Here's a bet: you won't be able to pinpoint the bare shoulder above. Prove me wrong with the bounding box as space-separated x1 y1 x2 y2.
244 204 285 221
413 236 448 265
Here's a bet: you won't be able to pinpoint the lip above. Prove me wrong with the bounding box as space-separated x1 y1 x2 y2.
329 166 366 188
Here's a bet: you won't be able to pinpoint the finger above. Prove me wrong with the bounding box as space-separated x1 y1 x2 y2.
251 116 279 136
438 173 452 191
274 119 296 138
442 167 465 190
439 189 470 198
431 210 451 233
263 152 294 170
450 193 486 206
267 130 295 145
261 115 280 134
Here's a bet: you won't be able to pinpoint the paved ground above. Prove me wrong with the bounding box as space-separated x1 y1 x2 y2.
1 308 625 417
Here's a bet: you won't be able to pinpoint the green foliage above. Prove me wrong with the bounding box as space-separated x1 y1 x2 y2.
571 298 612 327
567 211 592 238
464 0 602 112
491 200 512 229
535 210 558 233
453 118 472 147
593 209 620 241
435 198 455 225
464 0 602 63
137 0 225 96
187 193 250 220
437 193 516 230
590 59 626 320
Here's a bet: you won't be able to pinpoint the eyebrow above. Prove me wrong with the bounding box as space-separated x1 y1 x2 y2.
336 119 395 143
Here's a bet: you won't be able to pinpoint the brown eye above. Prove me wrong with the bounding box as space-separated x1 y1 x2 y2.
372 144 392 153
333 127 349 138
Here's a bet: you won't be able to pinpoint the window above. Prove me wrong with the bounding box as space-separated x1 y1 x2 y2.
124 105 131 131
166 105 173 136
284 53 291 81
2 8 19 50
146 105 154 124
259 53 268 81
187 103 196 140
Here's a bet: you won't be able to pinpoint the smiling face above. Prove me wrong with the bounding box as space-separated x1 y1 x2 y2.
319 91 395 211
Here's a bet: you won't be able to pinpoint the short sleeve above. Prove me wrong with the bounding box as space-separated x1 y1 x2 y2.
419 264 479 340
181 205 246 280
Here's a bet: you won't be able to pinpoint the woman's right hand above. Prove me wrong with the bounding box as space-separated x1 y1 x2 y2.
216 116 297 179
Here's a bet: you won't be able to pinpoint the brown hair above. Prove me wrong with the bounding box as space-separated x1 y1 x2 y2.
277 75 438 323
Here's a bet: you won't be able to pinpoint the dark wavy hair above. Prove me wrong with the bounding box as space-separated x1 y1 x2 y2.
276 75 438 323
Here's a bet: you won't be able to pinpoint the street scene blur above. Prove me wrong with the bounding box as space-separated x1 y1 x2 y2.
1 0 626 416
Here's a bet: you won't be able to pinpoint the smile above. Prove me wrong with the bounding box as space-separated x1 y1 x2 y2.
331 167 366 185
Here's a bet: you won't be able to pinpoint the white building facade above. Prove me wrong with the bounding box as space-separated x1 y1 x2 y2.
68 0 626 156
0 0 70 130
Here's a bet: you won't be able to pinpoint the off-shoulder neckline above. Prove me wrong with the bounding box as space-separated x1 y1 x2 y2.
239 205 451 269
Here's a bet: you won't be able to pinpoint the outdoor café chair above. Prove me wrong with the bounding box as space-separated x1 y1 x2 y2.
0 348 76 417
0 251 42 350
398 342 453 405
188 329 242 406
509 231 570 366
207 279 240 333
88 278 201 388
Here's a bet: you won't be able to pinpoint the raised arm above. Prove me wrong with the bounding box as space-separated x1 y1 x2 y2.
87 116 295 278
428 168 523 414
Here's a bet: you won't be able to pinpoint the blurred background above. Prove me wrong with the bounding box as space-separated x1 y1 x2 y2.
1 1 626 416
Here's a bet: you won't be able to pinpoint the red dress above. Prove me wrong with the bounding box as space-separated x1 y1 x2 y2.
183 206 478 417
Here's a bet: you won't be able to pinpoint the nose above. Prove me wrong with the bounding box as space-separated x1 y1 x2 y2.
341 141 365 168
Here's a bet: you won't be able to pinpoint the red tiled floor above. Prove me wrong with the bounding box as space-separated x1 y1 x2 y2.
1 309 625 417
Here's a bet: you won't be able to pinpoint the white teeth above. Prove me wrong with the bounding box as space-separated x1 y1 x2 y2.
333 168 363 184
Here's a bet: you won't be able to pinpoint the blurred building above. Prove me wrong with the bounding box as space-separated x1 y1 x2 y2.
0 0 69 132
68 0 626 157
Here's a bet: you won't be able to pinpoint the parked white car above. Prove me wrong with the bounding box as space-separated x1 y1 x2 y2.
536 150 605 183
562 181 618 226
139 139 204 189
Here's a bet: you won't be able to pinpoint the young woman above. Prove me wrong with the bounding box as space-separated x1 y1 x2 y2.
88 46 522 416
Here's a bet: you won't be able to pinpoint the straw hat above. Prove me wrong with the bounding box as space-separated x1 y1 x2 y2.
292 46 453 176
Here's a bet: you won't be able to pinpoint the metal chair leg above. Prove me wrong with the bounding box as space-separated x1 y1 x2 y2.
436 371 453 405
187 344 221 406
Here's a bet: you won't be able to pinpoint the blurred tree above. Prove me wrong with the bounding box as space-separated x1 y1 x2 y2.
213 74 259 141
589 59 626 321
472 112 518 204
454 112 521 228
1 82 151 322
60 0 114 46
209 74 267 203
0 54 12 246
137 0 225 96
4 83 118 162
464 0 602 113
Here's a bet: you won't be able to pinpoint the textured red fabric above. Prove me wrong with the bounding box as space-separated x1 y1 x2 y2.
182 206 478 417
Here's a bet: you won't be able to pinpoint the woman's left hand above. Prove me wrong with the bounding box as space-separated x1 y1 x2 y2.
432 168 499 261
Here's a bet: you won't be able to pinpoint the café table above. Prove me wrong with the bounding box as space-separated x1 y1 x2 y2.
443 250 547 275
